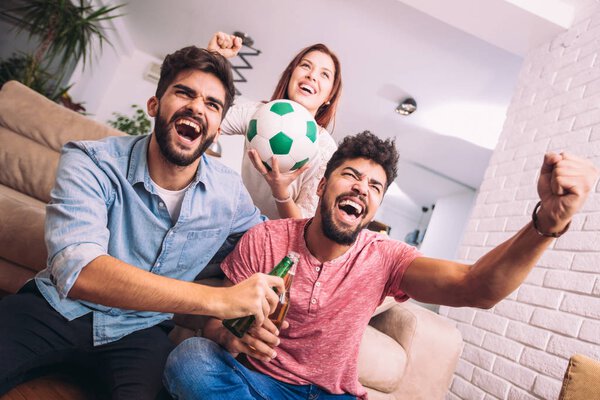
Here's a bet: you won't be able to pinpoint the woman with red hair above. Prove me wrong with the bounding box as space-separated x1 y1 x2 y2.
208 32 342 219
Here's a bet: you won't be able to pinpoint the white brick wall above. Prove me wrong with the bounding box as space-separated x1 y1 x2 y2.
441 4 600 399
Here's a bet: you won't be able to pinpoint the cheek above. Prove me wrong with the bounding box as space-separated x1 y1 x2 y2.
320 80 334 98
208 113 222 129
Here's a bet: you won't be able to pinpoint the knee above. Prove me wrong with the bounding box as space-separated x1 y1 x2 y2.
167 337 221 369
163 338 223 390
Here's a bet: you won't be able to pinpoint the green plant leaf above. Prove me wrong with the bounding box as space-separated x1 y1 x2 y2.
108 104 151 136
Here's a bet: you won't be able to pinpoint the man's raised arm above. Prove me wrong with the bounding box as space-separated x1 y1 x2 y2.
400 152 599 308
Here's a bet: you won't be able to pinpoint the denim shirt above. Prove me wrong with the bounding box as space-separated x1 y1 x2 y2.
35 135 264 345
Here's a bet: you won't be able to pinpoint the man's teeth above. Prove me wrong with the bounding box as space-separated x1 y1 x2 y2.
176 119 200 133
300 84 315 94
339 199 363 215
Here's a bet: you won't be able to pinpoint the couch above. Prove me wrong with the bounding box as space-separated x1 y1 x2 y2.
559 354 600 400
0 80 463 399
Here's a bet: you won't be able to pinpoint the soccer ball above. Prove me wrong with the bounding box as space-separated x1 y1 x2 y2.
246 100 318 173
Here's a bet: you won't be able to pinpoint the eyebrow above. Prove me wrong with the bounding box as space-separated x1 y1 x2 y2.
301 58 334 76
173 84 225 109
343 167 384 189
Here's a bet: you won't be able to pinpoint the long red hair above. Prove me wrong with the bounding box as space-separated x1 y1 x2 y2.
270 44 342 130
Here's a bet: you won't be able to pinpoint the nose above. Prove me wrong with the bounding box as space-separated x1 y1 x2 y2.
186 96 205 115
305 69 317 82
351 179 368 197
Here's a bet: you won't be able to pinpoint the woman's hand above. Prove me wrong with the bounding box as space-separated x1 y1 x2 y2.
207 32 242 58
247 149 309 201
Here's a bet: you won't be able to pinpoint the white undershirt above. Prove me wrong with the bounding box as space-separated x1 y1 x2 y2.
154 182 189 223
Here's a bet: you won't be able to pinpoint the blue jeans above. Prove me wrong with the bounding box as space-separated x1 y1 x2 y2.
164 337 357 400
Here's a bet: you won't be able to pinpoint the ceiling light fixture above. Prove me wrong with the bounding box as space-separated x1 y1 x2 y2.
395 97 417 115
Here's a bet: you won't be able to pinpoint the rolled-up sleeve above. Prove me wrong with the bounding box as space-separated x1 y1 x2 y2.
45 143 112 298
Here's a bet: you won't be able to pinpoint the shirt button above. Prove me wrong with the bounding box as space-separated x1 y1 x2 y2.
311 299 317 304
159 202 165 208
315 282 321 287
156 262 161 267
316 267 321 272
169 231 174 235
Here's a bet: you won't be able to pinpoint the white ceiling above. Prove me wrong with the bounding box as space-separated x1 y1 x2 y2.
119 0 586 207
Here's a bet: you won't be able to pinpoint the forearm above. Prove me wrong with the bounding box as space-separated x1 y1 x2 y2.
68 255 226 316
465 221 556 307
405 221 558 308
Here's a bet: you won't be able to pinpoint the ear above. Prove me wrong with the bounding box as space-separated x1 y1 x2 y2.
316 177 327 197
147 96 158 117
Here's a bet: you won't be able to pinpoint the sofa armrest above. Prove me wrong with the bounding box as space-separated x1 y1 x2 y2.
368 301 463 400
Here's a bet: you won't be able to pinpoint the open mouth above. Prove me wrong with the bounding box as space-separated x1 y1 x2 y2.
338 198 364 219
174 119 201 143
299 84 316 95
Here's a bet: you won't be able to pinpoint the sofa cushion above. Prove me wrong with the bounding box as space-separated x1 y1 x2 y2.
0 127 61 203
0 257 36 294
0 81 124 153
0 184 47 272
372 296 397 317
559 354 600 400
358 325 406 393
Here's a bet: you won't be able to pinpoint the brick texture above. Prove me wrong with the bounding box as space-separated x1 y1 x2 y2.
444 4 600 399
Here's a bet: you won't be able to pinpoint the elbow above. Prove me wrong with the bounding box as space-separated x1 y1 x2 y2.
465 294 501 309
475 298 498 309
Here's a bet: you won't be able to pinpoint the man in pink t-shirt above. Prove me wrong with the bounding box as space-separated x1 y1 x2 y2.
164 131 598 400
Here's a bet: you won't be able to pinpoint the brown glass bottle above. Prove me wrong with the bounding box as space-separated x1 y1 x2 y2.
268 261 297 329
222 251 300 338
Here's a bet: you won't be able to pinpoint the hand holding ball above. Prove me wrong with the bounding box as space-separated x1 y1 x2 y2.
246 100 318 173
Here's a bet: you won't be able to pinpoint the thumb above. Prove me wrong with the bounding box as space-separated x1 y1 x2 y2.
540 152 562 175
233 36 243 51
266 275 285 295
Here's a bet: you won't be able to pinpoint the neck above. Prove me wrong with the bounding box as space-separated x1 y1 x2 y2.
305 217 353 263
147 133 199 190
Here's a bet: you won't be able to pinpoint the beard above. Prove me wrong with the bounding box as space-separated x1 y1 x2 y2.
320 189 369 245
154 105 213 167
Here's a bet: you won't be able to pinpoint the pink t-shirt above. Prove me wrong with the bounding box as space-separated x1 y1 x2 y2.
221 218 421 399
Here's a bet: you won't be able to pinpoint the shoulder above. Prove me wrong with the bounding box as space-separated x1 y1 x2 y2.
244 218 305 239
202 154 241 177
225 100 262 120
317 128 337 152
65 134 146 160
358 229 418 253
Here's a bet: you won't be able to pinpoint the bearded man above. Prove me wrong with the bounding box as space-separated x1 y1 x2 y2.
0 46 285 399
164 131 599 400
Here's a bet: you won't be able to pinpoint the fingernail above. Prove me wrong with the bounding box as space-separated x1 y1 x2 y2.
272 351 277 358
275 329 279 336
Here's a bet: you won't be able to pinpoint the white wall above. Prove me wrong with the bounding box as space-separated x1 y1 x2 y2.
440 5 600 399
217 134 245 173
419 190 476 260
375 184 423 242
94 49 159 126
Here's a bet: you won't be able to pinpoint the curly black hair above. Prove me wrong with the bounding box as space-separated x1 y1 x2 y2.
324 131 399 189
155 46 235 117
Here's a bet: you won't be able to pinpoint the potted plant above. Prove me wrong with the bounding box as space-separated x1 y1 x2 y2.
0 0 123 109
109 104 151 136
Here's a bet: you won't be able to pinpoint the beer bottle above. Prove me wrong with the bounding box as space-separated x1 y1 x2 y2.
269 261 297 329
223 251 300 338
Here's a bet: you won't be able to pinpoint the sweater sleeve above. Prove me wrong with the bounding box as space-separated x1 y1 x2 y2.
220 101 261 137
294 129 337 218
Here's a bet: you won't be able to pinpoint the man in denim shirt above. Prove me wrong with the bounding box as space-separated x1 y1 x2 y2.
0 46 285 399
